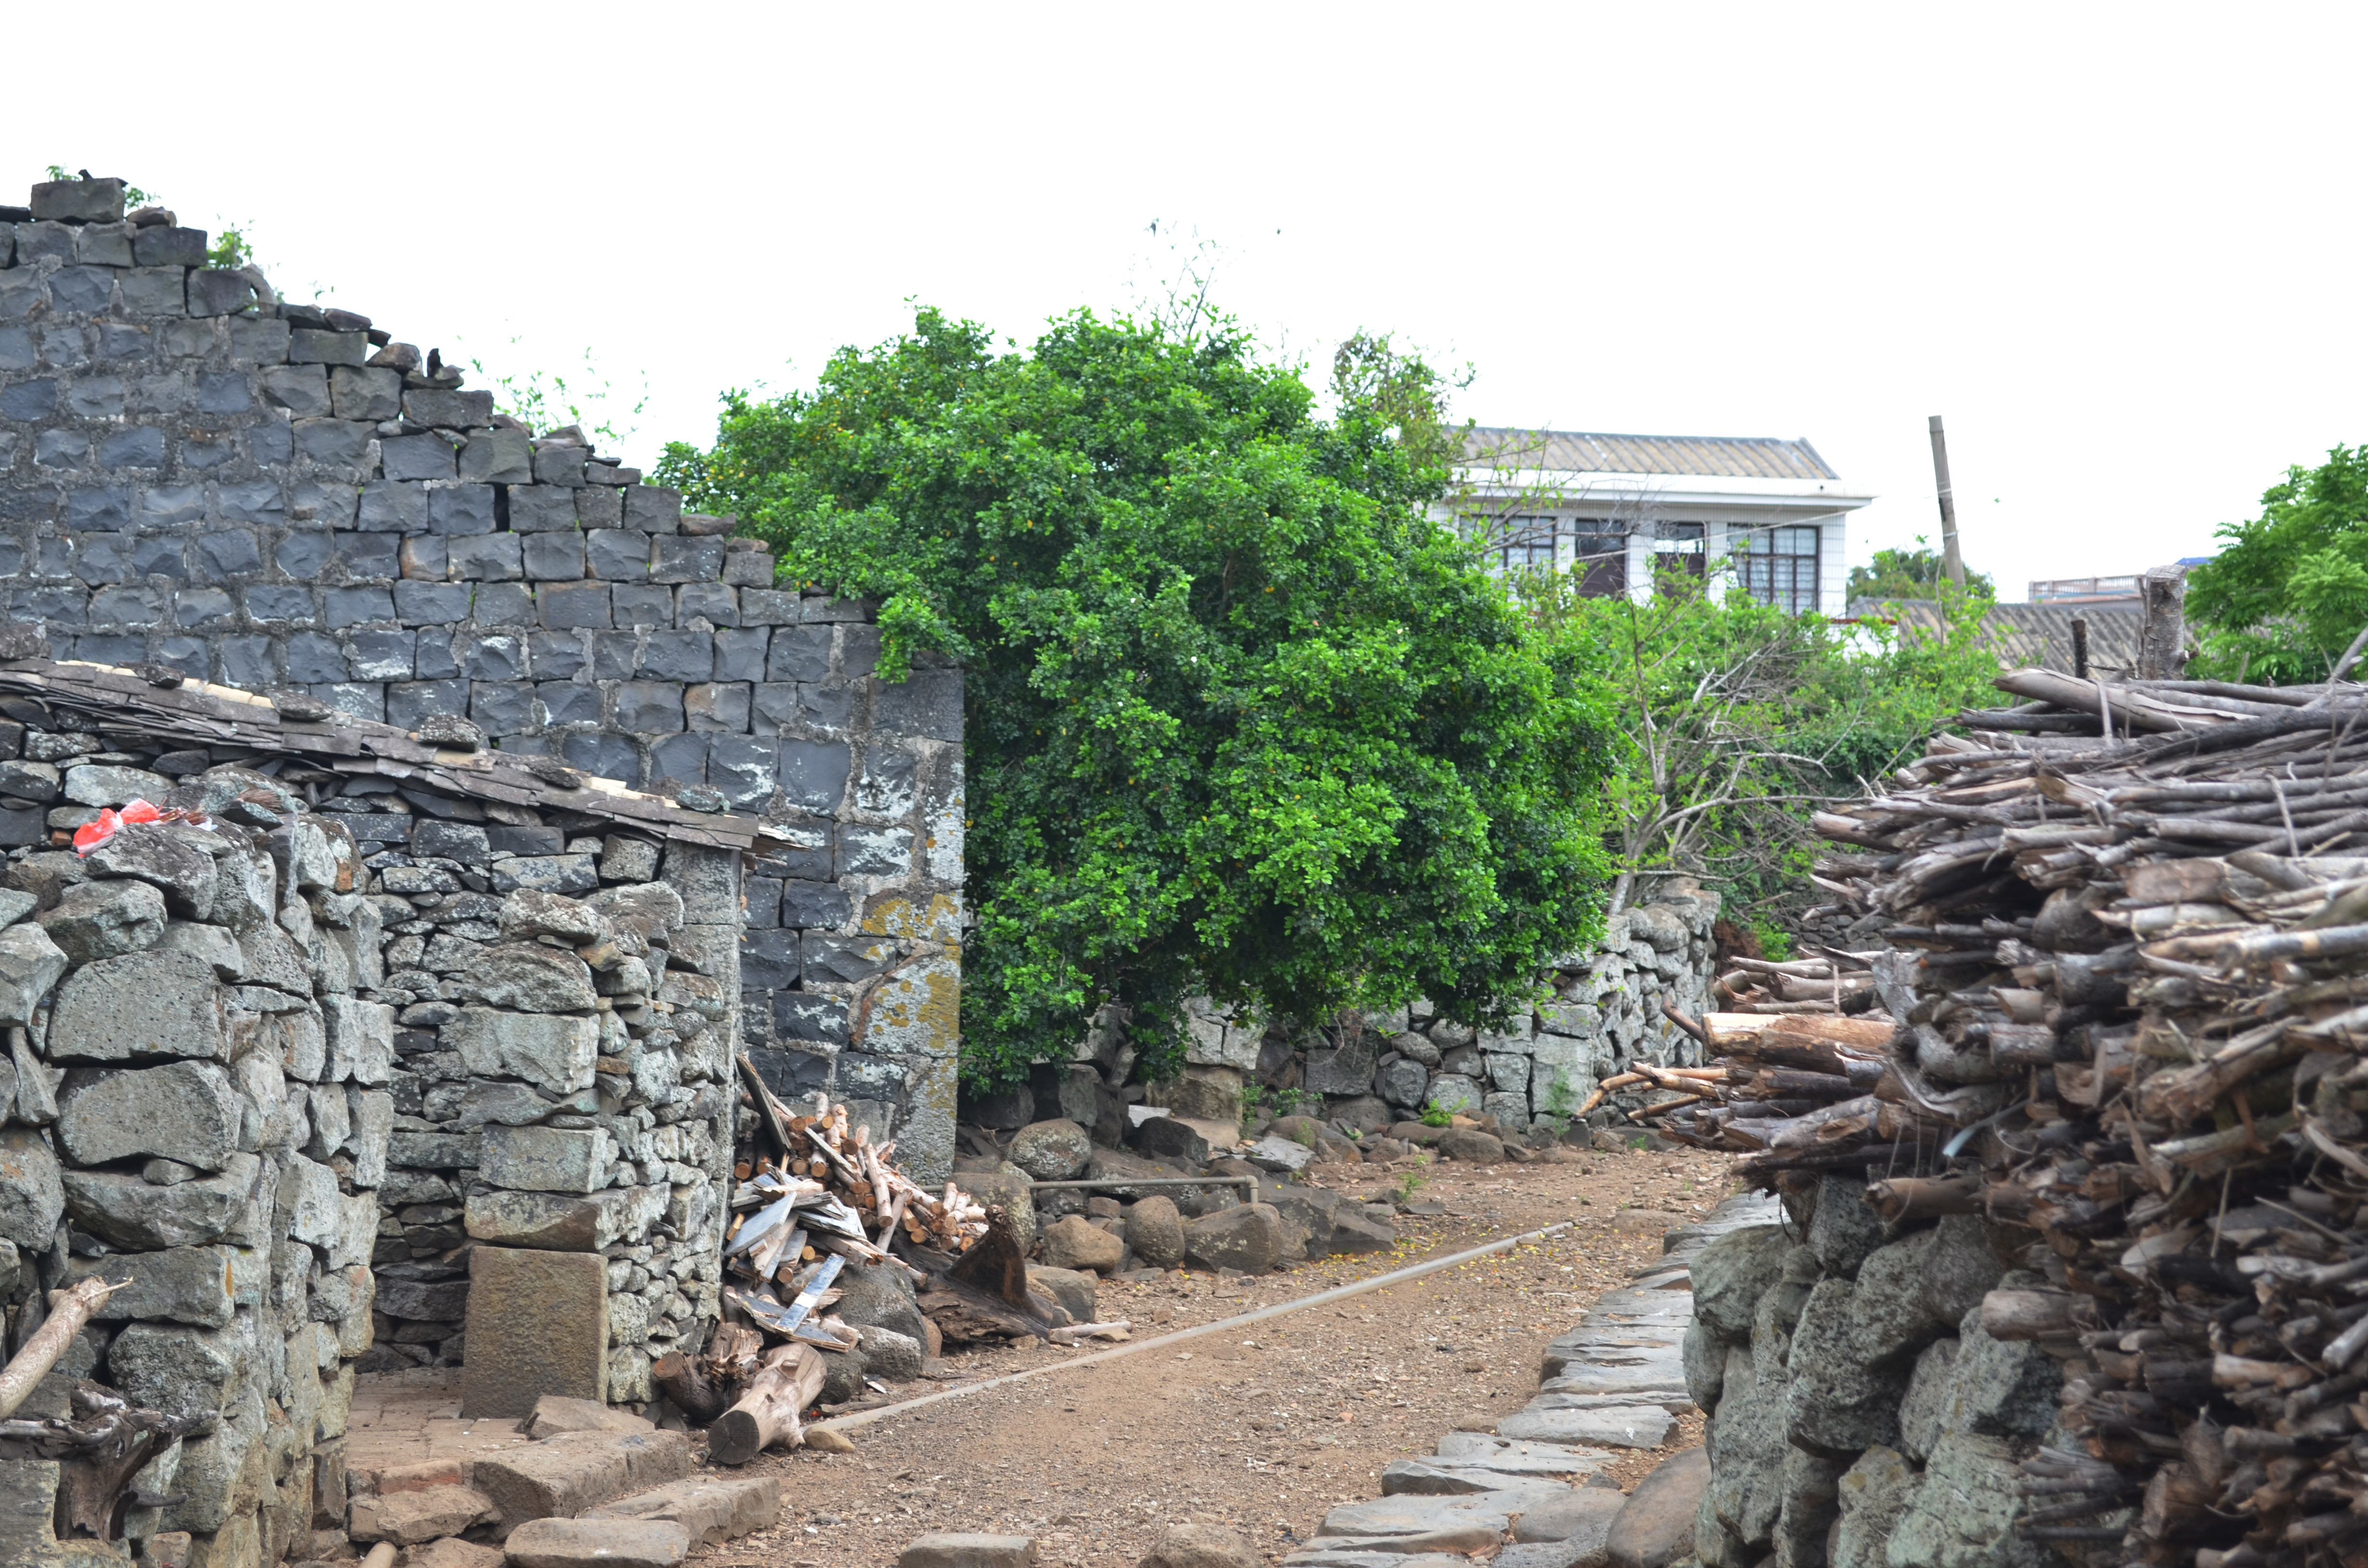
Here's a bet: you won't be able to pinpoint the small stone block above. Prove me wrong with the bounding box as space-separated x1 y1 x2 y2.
347 1484 496 1544
899 1536 1039 1568
525 1394 654 1440
504 1518 688 1568
583 1475 778 1544
460 1246 610 1418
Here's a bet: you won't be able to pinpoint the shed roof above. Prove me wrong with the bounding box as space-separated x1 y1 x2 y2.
1465 429 1840 482
1872 601 2144 679
0 658 769 850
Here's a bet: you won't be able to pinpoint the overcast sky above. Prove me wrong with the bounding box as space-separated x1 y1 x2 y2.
17 3 2363 602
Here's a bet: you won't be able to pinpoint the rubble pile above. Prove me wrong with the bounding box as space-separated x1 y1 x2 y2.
1704 671 2368 1568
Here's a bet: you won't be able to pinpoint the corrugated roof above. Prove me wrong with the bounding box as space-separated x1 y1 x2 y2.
1872 600 2144 678
1465 428 1840 482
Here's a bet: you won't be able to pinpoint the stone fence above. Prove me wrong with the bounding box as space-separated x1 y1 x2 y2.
1107 886 1723 1139
1686 1179 2063 1568
0 173 962 1177
0 662 765 1568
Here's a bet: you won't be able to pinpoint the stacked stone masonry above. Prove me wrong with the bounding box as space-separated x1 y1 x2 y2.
0 694 765 1568
1685 1179 2067 1568
1164 888 1719 1134
0 176 963 1176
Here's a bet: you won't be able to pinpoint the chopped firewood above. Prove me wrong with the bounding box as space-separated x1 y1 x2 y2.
707 1342 828 1465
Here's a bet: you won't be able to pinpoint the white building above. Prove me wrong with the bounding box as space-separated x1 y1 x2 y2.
1453 429 1875 616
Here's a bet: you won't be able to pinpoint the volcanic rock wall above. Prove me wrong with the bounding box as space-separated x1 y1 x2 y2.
1145 888 1721 1136
1685 1180 2066 1568
0 175 962 1179
0 698 753 1568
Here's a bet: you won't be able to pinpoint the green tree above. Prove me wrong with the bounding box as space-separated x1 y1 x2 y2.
659 309 1613 1087
1516 569 1999 932
1846 541 1993 604
2185 445 2368 684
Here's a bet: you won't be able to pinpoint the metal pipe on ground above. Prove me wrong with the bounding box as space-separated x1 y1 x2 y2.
814 1218 1581 1435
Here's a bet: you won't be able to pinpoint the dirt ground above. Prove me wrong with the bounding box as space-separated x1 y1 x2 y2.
689 1140 1737 1568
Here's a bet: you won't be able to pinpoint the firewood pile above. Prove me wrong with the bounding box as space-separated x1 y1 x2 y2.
1720 669 2368 1567
1711 952 1881 1015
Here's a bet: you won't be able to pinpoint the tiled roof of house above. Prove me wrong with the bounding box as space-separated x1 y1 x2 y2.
1866 600 2145 678
1465 429 1840 482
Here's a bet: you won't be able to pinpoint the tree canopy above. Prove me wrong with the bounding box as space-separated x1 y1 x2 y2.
2186 445 2368 683
1846 543 1994 604
659 309 1612 1086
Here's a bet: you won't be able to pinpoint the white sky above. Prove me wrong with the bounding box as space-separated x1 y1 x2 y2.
16 3 2365 602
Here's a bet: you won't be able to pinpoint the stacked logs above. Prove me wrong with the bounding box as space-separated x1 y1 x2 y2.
1712 952 1881 1015
1784 669 2368 1567
1645 1013 1906 1182
735 1058 990 1260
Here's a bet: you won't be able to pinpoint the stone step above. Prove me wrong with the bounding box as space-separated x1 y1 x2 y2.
1432 1434 1619 1466
504 1517 689 1568
1281 1551 1480 1568
1528 1390 1694 1415
1537 1360 1687 1396
349 1484 498 1545
581 1475 779 1545
1381 1461 1587 1496
471 1429 695 1528
1320 1491 1553 1541
1494 1543 1598 1568
1290 1529 1506 1558
1497 1404 1676 1449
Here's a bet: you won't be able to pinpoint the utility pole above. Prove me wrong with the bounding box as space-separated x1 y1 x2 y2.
1928 415 1965 588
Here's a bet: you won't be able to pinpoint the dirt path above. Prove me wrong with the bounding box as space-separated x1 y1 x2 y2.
689 1140 1738 1568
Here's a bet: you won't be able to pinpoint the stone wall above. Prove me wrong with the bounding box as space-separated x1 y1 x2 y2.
0 174 962 1181
1155 887 1721 1136
0 695 757 1568
1685 1180 2066 1568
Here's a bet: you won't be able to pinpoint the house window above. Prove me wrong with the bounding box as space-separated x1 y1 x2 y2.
1571 518 1627 598
1653 522 1706 587
1492 515 1558 573
1739 526 1822 613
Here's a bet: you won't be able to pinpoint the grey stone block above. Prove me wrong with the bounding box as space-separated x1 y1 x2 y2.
686 683 751 732
777 738 851 810
525 533 587 581
119 267 188 317
294 417 372 465
460 428 532 483
712 629 767 684
616 682 685 733
450 534 523 581
648 732 706 785
509 485 579 533
651 537 724 584
575 486 623 528
611 584 673 627
389 680 470 728
639 631 712 683
623 487 681 532
587 528 649 580
383 432 457 480
331 365 403 420
395 582 472 625
49 267 116 316
55 1059 241 1169
288 327 368 365
430 483 497 535
483 1124 613 1194
538 681 601 726
540 582 611 629
677 582 738 627
445 1007 599 1094
134 225 208 267
326 586 395 627
404 388 495 427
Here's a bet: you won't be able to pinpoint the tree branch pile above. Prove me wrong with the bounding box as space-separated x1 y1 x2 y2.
1727 668 2368 1566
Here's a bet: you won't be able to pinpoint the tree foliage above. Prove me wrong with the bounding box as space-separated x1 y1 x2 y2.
1513 568 2001 938
1846 542 1994 604
659 309 1613 1086
2186 446 2368 684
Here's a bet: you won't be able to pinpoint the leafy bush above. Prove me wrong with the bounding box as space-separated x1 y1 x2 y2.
1846 541 1994 603
2187 445 2368 683
1419 1101 1455 1128
660 308 1614 1089
1514 568 1999 927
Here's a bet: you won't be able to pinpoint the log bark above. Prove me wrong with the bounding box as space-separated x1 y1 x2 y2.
651 1352 730 1425
706 1343 826 1465
0 1279 121 1421
1866 1172 1980 1221
1979 1288 2090 1341
916 1206 1064 1345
